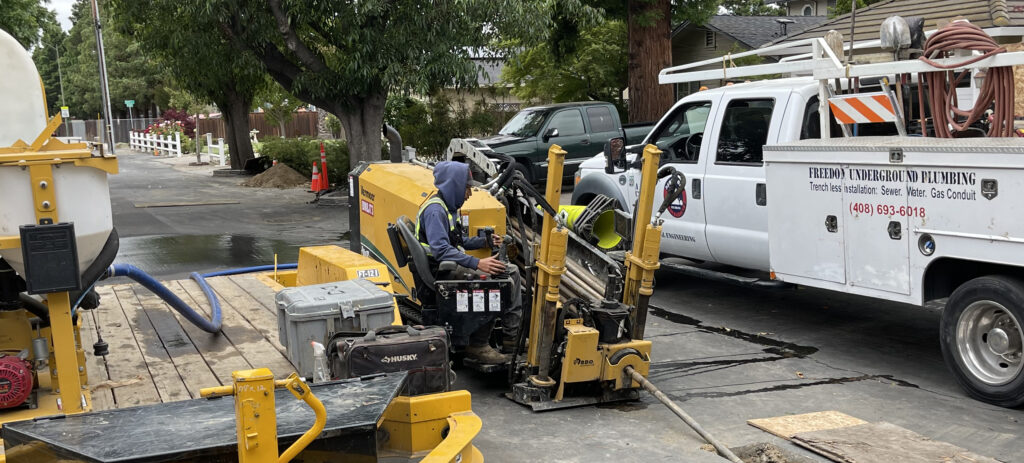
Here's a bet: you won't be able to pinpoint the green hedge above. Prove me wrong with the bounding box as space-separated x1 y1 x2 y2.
259 136 349 184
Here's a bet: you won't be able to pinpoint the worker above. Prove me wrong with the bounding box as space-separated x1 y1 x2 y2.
416 161 522 364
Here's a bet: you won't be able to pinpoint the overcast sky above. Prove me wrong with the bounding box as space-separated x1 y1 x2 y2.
49 0 76 31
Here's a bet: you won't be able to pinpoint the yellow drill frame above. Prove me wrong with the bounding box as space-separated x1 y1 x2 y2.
520 144 663 404
0 114 118 419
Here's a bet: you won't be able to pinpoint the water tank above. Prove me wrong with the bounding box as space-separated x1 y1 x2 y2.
0 29 115 281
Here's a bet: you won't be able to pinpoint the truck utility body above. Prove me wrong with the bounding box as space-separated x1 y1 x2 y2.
765 136 1024 305
573 34 1024 407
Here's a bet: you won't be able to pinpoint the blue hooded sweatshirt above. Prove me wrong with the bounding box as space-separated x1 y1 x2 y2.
420 161 486 269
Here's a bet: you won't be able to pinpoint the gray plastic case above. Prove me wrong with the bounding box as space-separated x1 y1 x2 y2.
276 278 395 378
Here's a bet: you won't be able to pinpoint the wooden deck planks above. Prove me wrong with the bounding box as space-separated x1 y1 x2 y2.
129 283 221 397
86 275 290 410
78 307 114 411
176 279 295 378
111 285 193 403
205 277 286 353
228 274 279 314
162 280 252 385
91 284 162 408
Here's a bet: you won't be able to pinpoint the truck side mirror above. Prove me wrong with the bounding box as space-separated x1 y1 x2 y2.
542 127 559 143
604 137 625 174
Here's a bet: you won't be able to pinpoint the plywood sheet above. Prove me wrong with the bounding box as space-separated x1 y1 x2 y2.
792 422 1000 463
748 411 867 439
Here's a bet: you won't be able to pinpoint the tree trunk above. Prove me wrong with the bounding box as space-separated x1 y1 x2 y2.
278 120 287 137
331 91 386 168
627 0 674 123
221 90 255 169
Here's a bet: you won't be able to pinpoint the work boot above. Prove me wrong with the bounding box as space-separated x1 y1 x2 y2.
465 344 508 365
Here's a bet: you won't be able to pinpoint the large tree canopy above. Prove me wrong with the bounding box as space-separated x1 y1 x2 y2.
502 20 628 117
109 0 267 168
210 0 569 166
60 0 169 119
0 0 55 49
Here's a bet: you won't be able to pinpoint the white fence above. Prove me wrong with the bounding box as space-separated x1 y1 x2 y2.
129 131 181 157
202 133 227 166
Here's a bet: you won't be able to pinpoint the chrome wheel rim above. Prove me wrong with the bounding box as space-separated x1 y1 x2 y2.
956 300 1023 386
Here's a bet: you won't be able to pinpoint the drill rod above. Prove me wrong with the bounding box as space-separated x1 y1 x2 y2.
624 366 743 463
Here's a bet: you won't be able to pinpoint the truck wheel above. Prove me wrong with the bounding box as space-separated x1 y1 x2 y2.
514 162 533 185
940 275 1024 408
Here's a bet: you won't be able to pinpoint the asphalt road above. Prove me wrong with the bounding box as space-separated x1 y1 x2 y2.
108 152 346 278
107 152 1023 463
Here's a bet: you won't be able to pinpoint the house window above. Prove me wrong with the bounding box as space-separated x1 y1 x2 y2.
704 30 715 48
803 5 813 15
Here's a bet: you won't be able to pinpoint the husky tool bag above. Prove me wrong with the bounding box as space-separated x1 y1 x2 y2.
328 325 452 395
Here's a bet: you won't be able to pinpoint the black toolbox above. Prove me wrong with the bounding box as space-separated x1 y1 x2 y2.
328 325 452 396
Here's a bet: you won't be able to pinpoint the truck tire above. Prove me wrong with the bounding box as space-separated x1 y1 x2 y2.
514 161 534 185
940 275 1024 408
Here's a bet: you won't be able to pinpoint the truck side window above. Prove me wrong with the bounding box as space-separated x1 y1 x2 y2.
547 109 586 137
586 106 615 132
801 96 844 139
716 99 774 165
648 101 711 163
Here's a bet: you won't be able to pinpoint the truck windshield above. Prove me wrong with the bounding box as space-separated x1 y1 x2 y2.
498 110 549 137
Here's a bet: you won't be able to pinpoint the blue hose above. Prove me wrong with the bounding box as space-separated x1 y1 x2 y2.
104 263 297 333
200 263 297 278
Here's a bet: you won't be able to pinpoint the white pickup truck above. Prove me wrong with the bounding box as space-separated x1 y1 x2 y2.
573 37 1024 407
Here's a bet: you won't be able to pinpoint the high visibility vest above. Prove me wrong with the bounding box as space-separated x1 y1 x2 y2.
415 196 465 257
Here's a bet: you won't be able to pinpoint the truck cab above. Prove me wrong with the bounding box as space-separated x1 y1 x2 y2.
482 102 650 184
574 78 832 270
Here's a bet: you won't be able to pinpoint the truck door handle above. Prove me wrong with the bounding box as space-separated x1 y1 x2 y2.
888 221 902 240
580 139 591 145
692 178 702 199
756 183 767 206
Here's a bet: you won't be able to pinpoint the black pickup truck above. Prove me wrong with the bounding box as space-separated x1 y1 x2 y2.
481 102 651 183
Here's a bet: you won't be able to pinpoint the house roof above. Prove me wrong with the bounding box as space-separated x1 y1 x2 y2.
673 15 830 49
770 0 1020 45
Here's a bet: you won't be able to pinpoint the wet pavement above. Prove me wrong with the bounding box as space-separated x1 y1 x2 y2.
109 152 347 278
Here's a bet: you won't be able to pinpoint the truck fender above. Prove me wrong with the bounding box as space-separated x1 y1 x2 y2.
572 172 628 209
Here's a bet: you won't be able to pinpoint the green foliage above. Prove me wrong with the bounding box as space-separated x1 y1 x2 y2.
259 83 304 136
720 0 784 16
828 0 885 18
59 0 169 119
30 8 67 116
0 0 55 49
109 0 266 167
208 0 581 165
502 20 627 117
259 137 349 182
385 94 514 160
166 87 209 116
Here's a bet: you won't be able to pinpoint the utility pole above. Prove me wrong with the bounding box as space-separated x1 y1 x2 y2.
90 0 116 154
55 44 68 136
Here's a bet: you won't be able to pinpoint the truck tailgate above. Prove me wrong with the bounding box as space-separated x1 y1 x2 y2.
763 136 1024 303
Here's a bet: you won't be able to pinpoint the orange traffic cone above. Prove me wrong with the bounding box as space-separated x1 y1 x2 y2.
319 142 328 191
310 161 321 192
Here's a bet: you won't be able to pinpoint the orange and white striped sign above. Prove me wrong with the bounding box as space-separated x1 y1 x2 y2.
828 92 898 124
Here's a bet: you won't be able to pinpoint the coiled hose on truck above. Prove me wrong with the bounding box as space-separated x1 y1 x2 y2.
102 263 297 333
919 21 1015 137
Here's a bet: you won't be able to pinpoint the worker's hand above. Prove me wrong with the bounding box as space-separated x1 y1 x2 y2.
477 256 506 275
492 234 503 247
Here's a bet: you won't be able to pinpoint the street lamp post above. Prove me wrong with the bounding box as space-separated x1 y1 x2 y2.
54 44 67 136
90 0 116 154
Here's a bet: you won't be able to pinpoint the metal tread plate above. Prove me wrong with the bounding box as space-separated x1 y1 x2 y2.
2 372 407 463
